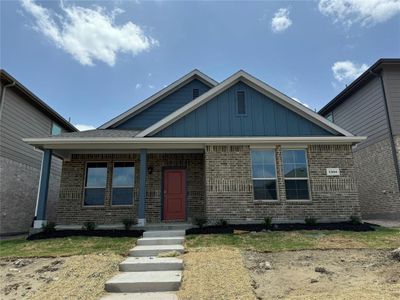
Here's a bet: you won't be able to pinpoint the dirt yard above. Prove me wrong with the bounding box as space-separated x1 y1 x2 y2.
0 254 121 300
243 249 400 300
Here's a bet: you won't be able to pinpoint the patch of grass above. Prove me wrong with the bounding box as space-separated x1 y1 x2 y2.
186 227 400 252
0 236 136 258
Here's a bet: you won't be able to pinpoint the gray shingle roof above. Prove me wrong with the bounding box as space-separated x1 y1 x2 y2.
56 129 141 138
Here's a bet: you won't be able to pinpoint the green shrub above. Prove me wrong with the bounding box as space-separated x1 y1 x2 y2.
263 217 272 229
194 217 207 229
42 222 56 233
122 219 136 230
216 219 229 227
350 215 362 225
83 221 96 231
305 217 317 226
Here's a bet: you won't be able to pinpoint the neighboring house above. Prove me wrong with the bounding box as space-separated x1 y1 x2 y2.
0 70 77 235
319 58 400 219
25 69 364 229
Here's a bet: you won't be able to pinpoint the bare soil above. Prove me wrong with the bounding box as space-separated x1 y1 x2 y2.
0 254 121 300
243 249 400 300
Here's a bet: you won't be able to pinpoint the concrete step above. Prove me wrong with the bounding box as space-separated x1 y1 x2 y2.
119 257 183 272
143 230 186 238
137 237 185 246
105 271 182 293
101 292 178 300
129 245 184 257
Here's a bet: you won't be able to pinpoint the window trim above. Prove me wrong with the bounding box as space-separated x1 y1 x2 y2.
281 148 312 202
251 149 279 202
111 161 135 207
82 161 108 207
236 90 247 116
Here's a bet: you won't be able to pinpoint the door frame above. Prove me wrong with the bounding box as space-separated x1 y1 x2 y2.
161 167 188 222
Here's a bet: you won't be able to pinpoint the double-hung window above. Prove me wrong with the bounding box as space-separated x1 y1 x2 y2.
251 150 278 200
112 162 134 205
84 163 107 206
282 149 310 200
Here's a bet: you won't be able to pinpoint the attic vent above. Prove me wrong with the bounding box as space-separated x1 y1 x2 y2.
237 91 246 115
193 88 199 99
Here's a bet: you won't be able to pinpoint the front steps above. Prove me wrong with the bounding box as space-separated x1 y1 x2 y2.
103 229 185 299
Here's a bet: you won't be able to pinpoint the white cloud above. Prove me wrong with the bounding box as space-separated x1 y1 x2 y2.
135 83 142 89
319 0 400 27
332 60 368 82
148 84 155 89
291 97 310 108
74 124 96 131
20 0 158 66
271 8 292 33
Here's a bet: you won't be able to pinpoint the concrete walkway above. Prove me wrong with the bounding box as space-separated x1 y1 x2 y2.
102 230 185 299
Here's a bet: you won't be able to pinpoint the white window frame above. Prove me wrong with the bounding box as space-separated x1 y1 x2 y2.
111 161 135 207
281 148 311 202
251 149 279 201
83 161 108 207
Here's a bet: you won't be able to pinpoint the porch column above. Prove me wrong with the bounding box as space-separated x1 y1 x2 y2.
138 149 147 226
33 149 52 229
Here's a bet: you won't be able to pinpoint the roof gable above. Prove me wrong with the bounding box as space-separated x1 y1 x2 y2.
138 71 353 137
155 81 333 137
99 69 217 129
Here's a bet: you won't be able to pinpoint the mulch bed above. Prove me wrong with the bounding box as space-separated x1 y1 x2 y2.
27 229 144 240
187 222 375 235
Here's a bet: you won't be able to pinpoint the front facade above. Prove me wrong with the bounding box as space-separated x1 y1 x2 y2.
26 70 364 227
0 70 77 235
319 59 400 219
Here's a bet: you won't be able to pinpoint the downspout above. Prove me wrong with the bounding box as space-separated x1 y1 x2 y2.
0 80 16 121
370 70 400 193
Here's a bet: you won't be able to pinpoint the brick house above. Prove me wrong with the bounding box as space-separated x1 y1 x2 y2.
0 70 77 235
25 70 364 228
319 58 400 219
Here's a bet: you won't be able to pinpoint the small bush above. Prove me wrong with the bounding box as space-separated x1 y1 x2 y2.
305 217 317 226
83 221 96 231
263 217 272 229
350 215 361 225
216 219 229 227
42 222 56 233
122 219 136 230
194 217 207 229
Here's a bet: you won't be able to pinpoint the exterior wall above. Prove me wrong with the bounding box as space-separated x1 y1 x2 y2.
0 86 66 235
156 81 333 137
352 137 400 218
204 144 360 223
0 156 60 235
383 65 400 135
57 153 205 225
115 79 211 130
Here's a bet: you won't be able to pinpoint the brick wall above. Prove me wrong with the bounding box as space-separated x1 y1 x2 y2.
204 144 360 224
57 153 205 225
353 137 400 218
0 156 60 235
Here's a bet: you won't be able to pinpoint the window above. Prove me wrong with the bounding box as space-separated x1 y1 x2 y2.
282 149 310 200
326 112 334 122
112 162 135 205
251 150 277 200
192 88 199 99
84 163 107 206
237 91 246 115
51 122 62 136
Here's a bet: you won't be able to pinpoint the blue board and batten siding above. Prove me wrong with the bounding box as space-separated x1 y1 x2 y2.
155 81 334 137
116 79 211 130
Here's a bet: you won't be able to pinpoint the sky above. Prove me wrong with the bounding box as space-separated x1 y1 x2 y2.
1 0 399 131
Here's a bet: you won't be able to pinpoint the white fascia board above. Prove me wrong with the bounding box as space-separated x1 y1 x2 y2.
99 69 218 129
23 136 366 150
137 70 354 137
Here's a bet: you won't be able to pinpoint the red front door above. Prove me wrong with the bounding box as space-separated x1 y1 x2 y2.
163 169 186 221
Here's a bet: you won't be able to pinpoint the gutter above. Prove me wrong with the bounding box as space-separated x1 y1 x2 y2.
370 70 400 193
0 80 16 120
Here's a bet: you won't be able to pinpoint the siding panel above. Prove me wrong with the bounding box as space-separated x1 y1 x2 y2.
383 65 400 135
